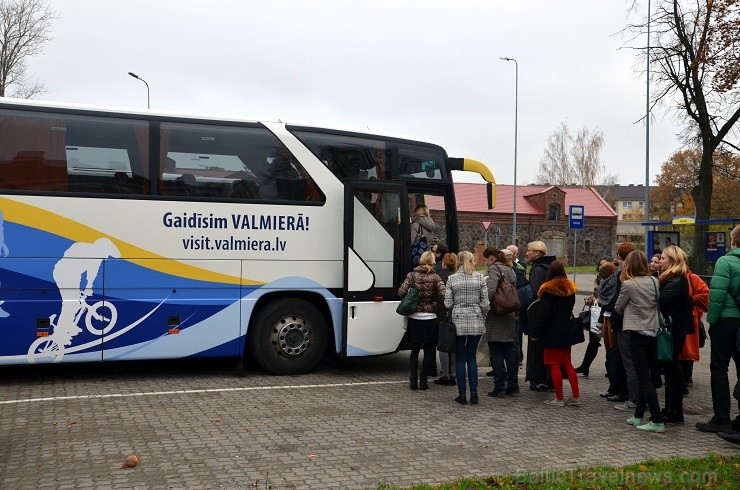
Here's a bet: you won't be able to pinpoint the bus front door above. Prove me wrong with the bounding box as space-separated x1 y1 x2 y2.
343 182 406 356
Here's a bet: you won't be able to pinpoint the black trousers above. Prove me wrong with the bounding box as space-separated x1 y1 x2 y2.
410 342 436 381
629 332 662 423
709 317 740 424
605 346 628 396
661 325 686 417
578 331 601 372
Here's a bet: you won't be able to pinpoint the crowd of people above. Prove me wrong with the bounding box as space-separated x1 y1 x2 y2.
397 225 740 443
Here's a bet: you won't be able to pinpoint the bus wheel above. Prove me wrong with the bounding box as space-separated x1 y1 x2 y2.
249 299 327 375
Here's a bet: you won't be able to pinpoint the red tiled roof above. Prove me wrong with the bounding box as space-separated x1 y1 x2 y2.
428 183 617 218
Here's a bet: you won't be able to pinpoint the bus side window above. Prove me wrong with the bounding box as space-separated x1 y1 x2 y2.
160 123 322 204
290 130 390 182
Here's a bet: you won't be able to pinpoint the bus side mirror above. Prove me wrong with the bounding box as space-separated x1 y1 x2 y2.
487 182 495 209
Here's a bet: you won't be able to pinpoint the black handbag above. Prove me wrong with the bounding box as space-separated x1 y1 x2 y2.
699 321 707 348
570 314 586 345
437 313 457 352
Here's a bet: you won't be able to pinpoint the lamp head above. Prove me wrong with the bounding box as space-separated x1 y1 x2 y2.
128 72 139 79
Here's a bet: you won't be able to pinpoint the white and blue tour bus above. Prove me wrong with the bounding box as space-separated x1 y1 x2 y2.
0 98 495 374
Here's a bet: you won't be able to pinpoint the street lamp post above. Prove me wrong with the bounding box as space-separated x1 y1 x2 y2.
500 57 518 245
644 1 651 244
128 72 150 109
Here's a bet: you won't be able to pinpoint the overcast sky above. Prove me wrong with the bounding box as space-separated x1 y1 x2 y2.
26 0 682 185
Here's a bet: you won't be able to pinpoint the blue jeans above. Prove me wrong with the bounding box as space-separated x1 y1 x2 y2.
488 341 518 391
456 335 481 397
628 332 662 423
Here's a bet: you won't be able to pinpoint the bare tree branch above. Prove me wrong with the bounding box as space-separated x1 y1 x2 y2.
0 0 58 98
535 123 617 187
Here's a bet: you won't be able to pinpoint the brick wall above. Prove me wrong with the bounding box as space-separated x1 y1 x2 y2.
432 210 616 266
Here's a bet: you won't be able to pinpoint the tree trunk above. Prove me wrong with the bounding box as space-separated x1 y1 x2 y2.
691 144 714 274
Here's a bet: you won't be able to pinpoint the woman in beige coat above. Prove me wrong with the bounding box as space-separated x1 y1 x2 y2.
482 247 519 397
614 251 664 433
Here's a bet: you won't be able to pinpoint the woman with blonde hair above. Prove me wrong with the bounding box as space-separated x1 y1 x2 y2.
615 251 664 432
672 247 709 390
444 250 489 404
399 250 445 390
410 204 435 266
657 245 691 423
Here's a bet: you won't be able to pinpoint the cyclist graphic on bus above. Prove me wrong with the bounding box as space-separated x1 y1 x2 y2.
27 238 120 363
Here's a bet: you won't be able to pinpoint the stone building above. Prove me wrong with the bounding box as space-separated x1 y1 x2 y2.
428 183 617 266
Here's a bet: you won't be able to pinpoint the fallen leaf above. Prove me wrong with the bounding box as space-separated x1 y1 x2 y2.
120 454 139 469
638 464 649 471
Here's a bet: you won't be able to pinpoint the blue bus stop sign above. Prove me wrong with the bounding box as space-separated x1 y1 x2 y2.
569 205 584 230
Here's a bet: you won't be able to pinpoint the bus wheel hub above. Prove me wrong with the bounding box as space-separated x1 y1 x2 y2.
271 316 311 358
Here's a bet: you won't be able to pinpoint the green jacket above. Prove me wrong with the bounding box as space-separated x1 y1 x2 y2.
707 247 740 324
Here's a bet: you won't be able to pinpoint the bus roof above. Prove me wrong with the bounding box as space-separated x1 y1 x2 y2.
0 97 440 149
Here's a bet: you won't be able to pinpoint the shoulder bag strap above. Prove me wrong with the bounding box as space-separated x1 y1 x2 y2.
651 277 663 327
492 264 503 289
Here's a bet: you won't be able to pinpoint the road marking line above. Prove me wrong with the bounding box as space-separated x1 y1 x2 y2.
0 380 407 405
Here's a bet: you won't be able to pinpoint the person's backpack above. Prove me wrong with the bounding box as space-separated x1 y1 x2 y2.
490 265 521 315
410 223 428 266
514 267 528 290
600 268 624 332
598 270 620 311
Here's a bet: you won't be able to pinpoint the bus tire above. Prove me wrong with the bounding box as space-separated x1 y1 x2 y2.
249 298 327 375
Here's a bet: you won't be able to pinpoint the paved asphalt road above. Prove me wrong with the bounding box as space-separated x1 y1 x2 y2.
1 273 738 489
